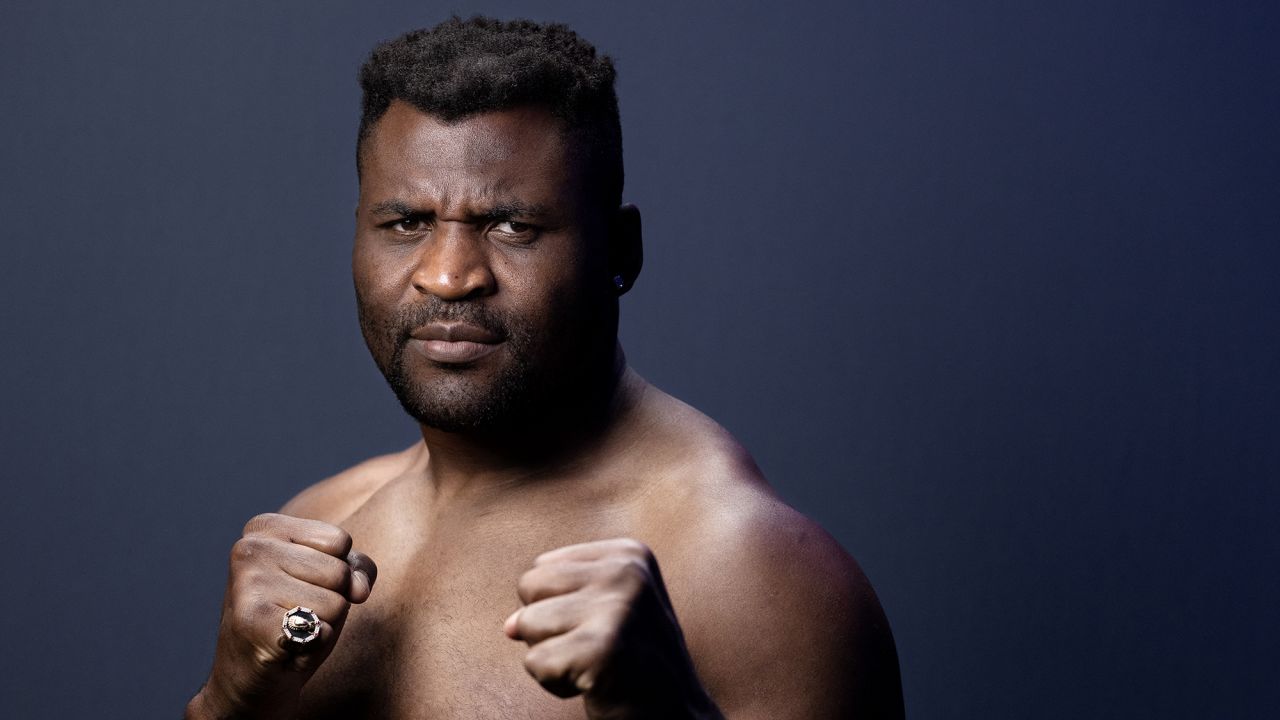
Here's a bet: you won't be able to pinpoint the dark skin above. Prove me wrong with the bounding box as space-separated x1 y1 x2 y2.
187 101 904 719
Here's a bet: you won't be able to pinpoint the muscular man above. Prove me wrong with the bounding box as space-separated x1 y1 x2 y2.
186 17 902 719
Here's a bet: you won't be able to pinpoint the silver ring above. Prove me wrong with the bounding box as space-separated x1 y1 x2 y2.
281 606 321 644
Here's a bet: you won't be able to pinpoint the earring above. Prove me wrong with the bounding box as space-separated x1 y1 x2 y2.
613 275 625 290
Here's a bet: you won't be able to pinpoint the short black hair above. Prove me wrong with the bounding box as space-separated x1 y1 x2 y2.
357 16 623 209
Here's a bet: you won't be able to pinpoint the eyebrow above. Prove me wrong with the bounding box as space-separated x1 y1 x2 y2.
481 200 552 220
367 198 552 220
368 199 417 218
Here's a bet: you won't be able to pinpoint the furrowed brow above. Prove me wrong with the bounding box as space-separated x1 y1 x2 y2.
366 198 551 221
480 200 552 221
368 199 418 218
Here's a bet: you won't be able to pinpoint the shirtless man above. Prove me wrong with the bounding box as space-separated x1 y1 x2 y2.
186 17 902 719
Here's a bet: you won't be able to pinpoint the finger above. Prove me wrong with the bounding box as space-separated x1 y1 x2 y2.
225 579 351 664
533 537 650 566
506 591 602 644
521 625 609 698
516 560 598 605
275 614 340 666
279 580 354 632
230 536 354 596
243 513 354 559
265 576 352 626
543 544 675 611
345 549 378 604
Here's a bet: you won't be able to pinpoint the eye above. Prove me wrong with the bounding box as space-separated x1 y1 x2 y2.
389 217 430 234
488 220 538 242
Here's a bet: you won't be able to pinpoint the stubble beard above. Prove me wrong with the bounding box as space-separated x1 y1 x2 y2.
358 295 541 434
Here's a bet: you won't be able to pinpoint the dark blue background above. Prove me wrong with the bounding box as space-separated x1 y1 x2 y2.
2 1 1277 717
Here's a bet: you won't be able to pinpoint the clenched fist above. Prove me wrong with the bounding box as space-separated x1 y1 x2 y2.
504 538 723 720
186 514 377 720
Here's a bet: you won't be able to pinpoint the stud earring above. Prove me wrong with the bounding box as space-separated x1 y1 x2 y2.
613 275 625 290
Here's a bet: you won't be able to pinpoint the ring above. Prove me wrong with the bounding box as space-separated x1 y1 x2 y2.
281 606 321 644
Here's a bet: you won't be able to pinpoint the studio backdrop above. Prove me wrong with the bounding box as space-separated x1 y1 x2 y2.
1 1 1277 717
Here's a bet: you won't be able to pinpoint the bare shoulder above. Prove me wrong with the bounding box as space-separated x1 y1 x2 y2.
636 390 903 718
684 494 903 719
279 443 423 524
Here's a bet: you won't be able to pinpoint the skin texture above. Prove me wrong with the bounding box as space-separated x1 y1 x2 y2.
188 102 903 719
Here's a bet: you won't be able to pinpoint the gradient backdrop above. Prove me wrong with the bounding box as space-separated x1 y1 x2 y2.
2 1 1277 717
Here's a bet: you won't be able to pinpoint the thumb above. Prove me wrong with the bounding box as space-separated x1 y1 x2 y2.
346 549 378 603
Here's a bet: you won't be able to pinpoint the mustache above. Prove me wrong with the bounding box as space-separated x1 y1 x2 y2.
391 298 510 342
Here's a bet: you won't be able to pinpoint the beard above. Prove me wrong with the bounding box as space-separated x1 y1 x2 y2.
357 294 542 433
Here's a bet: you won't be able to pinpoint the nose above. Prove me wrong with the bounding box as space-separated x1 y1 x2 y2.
410 223 496 301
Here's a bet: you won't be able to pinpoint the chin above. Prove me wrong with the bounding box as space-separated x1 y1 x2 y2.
397 393 515 433
386 359 534 434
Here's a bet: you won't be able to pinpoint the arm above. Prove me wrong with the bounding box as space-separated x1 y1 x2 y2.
687 507 904 720
503 521 902 720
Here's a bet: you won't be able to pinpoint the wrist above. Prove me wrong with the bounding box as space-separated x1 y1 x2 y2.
184 687 226 720
184 681 255 720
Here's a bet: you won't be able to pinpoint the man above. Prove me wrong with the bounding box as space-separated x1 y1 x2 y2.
186 16 902 719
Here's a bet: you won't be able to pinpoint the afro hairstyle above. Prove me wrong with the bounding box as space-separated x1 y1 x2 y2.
357 16 624 209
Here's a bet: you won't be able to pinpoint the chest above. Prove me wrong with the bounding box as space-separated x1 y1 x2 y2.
297 512 627 718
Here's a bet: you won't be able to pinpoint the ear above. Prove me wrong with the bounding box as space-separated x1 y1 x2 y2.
608 204 643 295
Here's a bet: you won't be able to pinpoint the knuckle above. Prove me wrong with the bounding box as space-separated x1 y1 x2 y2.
523 645 549 675
242 513 281 536
571 624 603 650
228 563 265 596
605 556 650 589
624 555 651 578
516 568 543 602
324 559 352 590
321 526 353 557
230 535 270 564
312 591 351 622
616 537 650 557
591 593 637 631
229 594 270 631
524 645 564 681
581 616 620 649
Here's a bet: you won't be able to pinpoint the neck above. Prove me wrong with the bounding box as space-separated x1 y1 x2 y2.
412 345 641 503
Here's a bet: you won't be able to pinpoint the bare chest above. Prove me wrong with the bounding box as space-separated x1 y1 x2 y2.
297 518 621 718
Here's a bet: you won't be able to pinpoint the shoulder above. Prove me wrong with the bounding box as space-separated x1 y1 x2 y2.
683 495 902 719
279 443 423 524
634 390 902 718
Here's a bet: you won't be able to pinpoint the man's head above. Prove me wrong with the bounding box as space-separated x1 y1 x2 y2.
357 16 624 213
352 18 641 436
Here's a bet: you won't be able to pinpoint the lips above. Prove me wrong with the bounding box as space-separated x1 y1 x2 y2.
407 322 504 364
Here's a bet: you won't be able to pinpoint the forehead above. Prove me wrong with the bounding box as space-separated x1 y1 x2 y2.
359 102 581 206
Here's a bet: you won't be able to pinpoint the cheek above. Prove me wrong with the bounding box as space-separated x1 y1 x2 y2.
353 238 404 295
353 241 424 332
498 250 591 320
352 239 381 302
351 242 406 351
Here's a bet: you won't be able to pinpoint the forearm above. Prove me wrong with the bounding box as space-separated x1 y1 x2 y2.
184 680 296 720
184 687 229 720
